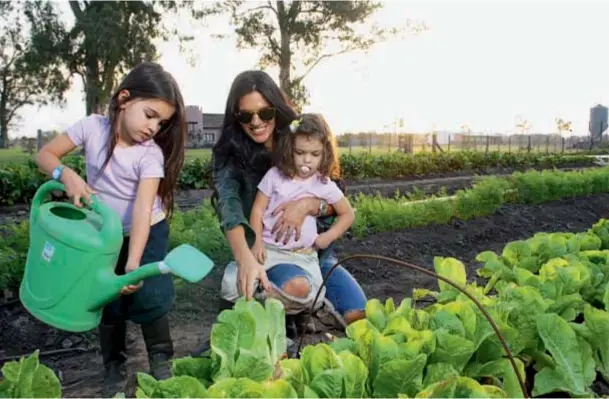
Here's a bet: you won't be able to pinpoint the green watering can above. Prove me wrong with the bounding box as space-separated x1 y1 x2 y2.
19 180 215 333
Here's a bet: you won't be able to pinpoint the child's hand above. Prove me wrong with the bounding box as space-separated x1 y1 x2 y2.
314 233 333 250
252 241 266 264
120 262 143 295
61 167 96 207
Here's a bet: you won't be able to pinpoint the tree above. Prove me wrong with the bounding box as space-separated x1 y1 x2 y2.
194 1 427 108
26 1 194 116
0 2 69 148
555 117 572 136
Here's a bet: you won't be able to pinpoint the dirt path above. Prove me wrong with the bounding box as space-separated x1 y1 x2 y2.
2 193 609 396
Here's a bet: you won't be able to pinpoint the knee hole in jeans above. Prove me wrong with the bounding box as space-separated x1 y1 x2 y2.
281 276 311 298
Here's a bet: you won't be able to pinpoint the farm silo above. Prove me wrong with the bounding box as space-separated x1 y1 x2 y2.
589 104 608 142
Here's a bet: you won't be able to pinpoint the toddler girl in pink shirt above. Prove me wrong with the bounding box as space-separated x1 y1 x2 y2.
248 113 355 314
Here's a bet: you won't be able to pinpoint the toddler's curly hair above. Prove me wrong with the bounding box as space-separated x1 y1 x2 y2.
274 113 340 181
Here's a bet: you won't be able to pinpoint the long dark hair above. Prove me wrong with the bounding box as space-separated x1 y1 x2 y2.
100 61 186 219
275 113 341 181
212 70 298 173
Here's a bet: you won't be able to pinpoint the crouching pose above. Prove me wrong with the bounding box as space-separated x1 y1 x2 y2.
221 113 355 315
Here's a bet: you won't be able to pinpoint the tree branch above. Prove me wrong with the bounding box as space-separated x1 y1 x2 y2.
236 4 272 18
68 1 84 19
267 0 278 17
5 94 33 125
297 46 356 82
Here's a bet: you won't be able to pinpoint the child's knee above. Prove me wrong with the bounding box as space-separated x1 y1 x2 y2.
282 276 311 298
343 309 366 325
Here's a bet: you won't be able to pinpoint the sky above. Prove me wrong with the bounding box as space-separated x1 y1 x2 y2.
13 0 609 138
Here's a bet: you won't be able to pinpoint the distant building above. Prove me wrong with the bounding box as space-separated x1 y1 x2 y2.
185 105 224 148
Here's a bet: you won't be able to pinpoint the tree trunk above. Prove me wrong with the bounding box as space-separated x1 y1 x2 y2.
84 58 101 116
276 1 292 98
0 91 7 148
0 121 7 149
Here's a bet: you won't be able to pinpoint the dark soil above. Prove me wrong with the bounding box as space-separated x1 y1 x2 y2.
2 192 609 397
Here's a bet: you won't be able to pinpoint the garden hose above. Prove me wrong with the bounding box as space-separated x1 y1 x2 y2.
297 253 530 399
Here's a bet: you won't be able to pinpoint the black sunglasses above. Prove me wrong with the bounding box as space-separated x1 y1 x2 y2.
235 107 276 124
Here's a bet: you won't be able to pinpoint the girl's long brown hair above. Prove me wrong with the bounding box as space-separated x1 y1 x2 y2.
274 113 341 181
99 62 186 219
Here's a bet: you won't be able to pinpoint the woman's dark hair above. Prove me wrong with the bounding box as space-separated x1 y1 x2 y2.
100 61 186 219
212 70 299 173
274 113 341 181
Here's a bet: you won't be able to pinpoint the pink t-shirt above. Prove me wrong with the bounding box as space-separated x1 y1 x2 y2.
257 166 344 250
66 114 165 233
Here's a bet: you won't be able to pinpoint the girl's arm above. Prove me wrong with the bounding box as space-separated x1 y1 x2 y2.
314 197 355 249
36 133 96 206
126 178 160 269
120 177 160 295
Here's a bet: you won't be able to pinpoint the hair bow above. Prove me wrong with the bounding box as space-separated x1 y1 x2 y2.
289 117 302 133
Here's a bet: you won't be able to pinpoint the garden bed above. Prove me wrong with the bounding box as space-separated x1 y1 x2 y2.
2 193 609 397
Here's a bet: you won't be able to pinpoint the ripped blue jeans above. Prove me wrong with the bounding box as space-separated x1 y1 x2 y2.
220 248 367 316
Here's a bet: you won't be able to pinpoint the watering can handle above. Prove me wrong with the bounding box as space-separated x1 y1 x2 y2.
31 180 123 243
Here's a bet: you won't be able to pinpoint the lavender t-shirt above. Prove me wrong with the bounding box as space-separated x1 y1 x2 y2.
66 114 165 233
257 166 344 250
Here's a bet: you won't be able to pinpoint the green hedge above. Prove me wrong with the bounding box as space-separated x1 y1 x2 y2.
0 152 595 205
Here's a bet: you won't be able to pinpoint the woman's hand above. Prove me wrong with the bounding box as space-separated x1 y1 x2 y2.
238 254 271 300
61 168 96 207
271 198 317 245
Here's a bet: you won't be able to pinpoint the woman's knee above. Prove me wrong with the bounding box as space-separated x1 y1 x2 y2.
281 276 311 298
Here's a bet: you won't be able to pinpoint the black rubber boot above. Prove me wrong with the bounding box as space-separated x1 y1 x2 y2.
285 315 299 339
99 321 128 397
141 314 174 380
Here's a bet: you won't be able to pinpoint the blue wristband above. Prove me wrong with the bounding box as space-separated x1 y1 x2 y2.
52 165 64 181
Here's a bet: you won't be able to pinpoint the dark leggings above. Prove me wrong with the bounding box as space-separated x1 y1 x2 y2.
101 219 175 325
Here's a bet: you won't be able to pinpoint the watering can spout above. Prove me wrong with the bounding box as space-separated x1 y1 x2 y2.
88 244 215 311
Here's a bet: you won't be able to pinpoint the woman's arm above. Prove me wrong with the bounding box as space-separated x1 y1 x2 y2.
212 155 271 298
270 178 344 243
250 191 269 242
212 155 253 261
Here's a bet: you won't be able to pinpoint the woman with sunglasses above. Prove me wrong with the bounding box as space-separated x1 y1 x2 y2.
196 70 367 353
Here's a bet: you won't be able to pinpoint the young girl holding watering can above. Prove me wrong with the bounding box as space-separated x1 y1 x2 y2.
222 113 356 317
36 62 186 396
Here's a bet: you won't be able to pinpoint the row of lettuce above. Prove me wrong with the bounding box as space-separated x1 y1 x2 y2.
2 165 609 292
0 151 597 205
5 219 609 397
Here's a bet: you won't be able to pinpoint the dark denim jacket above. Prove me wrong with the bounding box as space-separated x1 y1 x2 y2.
211 153 344 261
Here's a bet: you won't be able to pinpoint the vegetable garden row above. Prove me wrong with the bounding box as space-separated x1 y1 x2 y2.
5 216 609 398
3 165 609 292
0 151 596 205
